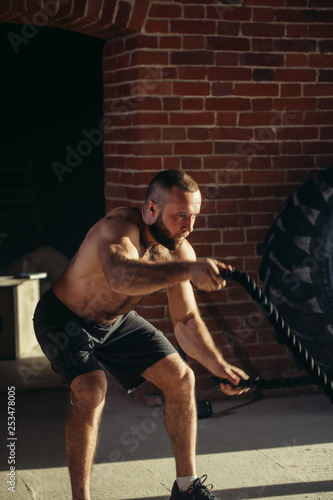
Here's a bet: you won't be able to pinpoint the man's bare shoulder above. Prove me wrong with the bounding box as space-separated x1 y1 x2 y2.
171 239 197 262
99 207 143 239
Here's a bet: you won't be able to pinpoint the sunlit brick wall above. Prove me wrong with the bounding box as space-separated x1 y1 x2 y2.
103 0 333 399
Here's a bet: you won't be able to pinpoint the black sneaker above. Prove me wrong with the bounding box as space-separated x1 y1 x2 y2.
169 475 220 499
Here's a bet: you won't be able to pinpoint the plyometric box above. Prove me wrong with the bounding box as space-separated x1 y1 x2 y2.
0 277 40 359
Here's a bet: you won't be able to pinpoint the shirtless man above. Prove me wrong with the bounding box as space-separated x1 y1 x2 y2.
34 169 249 500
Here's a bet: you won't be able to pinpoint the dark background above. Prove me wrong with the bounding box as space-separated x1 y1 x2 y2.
0 23 106 272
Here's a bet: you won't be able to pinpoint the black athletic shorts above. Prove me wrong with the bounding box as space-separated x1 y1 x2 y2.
33 289 177 392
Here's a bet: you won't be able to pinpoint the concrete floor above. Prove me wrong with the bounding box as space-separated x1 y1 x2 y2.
0 355 332 500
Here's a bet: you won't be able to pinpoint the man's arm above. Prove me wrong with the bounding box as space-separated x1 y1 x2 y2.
167 244 249 395
97 217 228 296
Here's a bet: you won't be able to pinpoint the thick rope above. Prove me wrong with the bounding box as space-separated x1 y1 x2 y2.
211 268 333 403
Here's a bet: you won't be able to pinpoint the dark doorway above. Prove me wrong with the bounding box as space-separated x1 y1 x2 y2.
0 23 106 272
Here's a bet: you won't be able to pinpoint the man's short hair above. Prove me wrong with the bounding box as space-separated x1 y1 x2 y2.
145 169 199 207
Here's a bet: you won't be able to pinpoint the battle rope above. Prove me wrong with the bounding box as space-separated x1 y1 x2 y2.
211 268 333 403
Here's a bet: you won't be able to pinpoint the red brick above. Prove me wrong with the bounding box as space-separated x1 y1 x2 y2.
208 214 252 228
244 0 284 5
316 156 333 168
286 24 309 38
320 127 333 140
187 230 222 244
215 200 240 214
252 8 276 22
214 243 255 257
214 185 252 200
125 36 158 51
131 51 169 66
171 20 216 35
274 98 316 111
242 23 284 37
252 98 273 111
303 142 333 154
280 84 302 97
188 128 210 141
318 98 333 110
308 24 333 38
286 54 308 68
272 156 316 170
239 111 281 126
239 198 282 213
275 69 316 82
251 38 273 53
243 170 285 184
171 51 214 66
163 157 181 170
148 3 181 18
252 68 275 82
273 39 316 52
174 141 213 155
145 19 169 33
216 112 238 126
182 98 205 110
319 70 333 83
217 21 240 36
184 5 205 19
159 36 181 49
206 36 250 52
277 126 318 140
223 230 245 243
207 5 252 22
240 53 284 67
206 97 251 111
132 112 168 125
182 35 205 50
234 83 279 97
275 8 321 23
304 83 333 96
178 67 208 80
309 54 333 68
173 81 210 96
246 228 270 243
214 142 237 155
124 142 172 156
285 168 320 183
215 53 239 67
209 67 252 81
211 127 253 141
280 142 302 154
238 141 279 156
170 112 214 126
163 97 181 110
249 156 272 169
162 128 186 141
212 82 234 96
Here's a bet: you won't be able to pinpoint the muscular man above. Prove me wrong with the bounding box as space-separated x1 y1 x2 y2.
34 169 249 500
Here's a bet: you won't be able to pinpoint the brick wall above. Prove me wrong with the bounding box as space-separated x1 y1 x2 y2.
2 0 332 400
103 0 333 400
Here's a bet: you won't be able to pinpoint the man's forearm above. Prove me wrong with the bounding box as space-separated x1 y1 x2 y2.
174 313 224 373
108 260 191 296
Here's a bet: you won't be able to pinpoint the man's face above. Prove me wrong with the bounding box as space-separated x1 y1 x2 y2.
149 187 201 251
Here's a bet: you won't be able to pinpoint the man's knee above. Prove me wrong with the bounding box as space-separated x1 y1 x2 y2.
70 370 107 410
164 360 196 396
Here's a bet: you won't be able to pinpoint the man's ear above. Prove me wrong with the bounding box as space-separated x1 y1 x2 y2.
144 200 158 223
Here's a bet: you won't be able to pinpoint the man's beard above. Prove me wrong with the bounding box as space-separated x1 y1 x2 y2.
149 213 187 251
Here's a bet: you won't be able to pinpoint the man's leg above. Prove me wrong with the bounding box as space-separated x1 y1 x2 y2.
142 353 197 477
65 370 107 500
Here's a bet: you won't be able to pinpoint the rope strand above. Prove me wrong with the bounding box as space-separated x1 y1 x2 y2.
212 268 333 403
